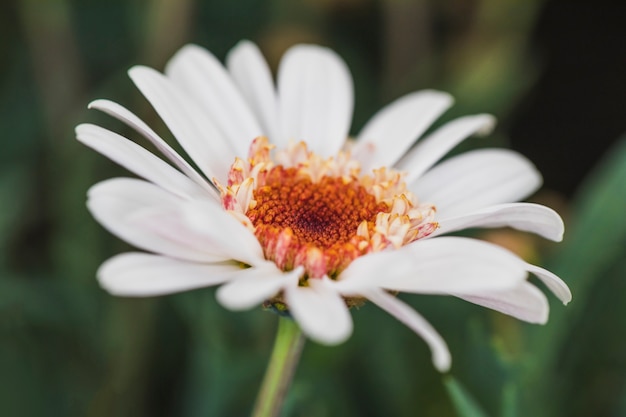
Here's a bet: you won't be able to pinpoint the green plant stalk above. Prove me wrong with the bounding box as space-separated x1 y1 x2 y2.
252 317 306 417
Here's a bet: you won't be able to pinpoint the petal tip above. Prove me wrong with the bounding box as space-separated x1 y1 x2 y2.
87 99 101 110
434 352 452 373
166 43 208 72
307 323 353 346
475 114 497 135
416 89 455 106
538 310 549 325
128 65 158 82
75 123 91 137
231 39 255 51
561 290 573 305
215 285 251 311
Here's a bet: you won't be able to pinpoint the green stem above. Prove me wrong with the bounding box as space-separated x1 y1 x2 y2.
252 317 305 417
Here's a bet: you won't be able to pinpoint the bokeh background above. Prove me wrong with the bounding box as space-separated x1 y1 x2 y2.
1 0 625 416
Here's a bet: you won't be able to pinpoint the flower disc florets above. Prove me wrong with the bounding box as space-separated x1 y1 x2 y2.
217 137 438 280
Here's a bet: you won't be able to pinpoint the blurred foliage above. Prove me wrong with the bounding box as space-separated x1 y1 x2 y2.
1 0 624 416
444 376 490 417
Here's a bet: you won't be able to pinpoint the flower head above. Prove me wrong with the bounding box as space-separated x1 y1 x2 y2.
77 41 571 372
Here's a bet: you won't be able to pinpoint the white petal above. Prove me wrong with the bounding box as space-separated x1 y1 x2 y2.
278 44 353 157
284 277 353 345
77 123 207 200
363 288 451 372
526 263 572 305
226 40 282 146
166 44 263 155
353 90 453 170
432 203 565 241
397 114 496 182
216 264 301 311
180 200 265 266
337 237 527 295
128 66 235 184
454 281 549 324
98 252 243 296
87 99 217 198
131 201 264 266
87 178 229 262
410 149 542 218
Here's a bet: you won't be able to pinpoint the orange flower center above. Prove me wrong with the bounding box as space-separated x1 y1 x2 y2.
245 166 389 278
248 166 387 247
217 137 438 280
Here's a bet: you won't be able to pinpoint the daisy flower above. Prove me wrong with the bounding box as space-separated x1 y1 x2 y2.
77 41 571 372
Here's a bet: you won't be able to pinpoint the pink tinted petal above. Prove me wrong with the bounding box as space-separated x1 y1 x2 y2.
181 200 265 266
216 264 301 311
284 277 353 345
226 41 282 146
87 178 228 262
363 288 451 372
526 263 572 305
397 114 496 182
410 149 542 218
353 90 453 170
131 202 263 266
98 252 242 296
87 99 217 198
278 45 353 157
453 281 549 324
128 66 234 184
337 237 527 295
77 123 207 200
432 203 565 242
166 44 262 155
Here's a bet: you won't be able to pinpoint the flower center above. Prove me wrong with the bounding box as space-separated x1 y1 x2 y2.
243 165 389 277
217 137 438 279
247 166 387 248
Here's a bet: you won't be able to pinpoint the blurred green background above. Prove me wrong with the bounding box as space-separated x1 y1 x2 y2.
1 0 625 416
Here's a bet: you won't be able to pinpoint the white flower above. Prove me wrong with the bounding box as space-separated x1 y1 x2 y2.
77 41 571 372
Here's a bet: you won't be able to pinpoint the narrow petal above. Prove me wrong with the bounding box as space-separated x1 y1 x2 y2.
337 237 527 295
128 66 235 184
453 281 549 324
397 114 496 182
363 288 451 372
278 44 353 157
216 264 302 311
77 123 208 200
284 277 353 345
432 203 565 241
226 40 282 146
526 263 572 305
98 252 243 296
353 90 453 170
180 200 265 266
87 178 230 262
165 44 263 155
87 99 217 198
410 149 542 218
